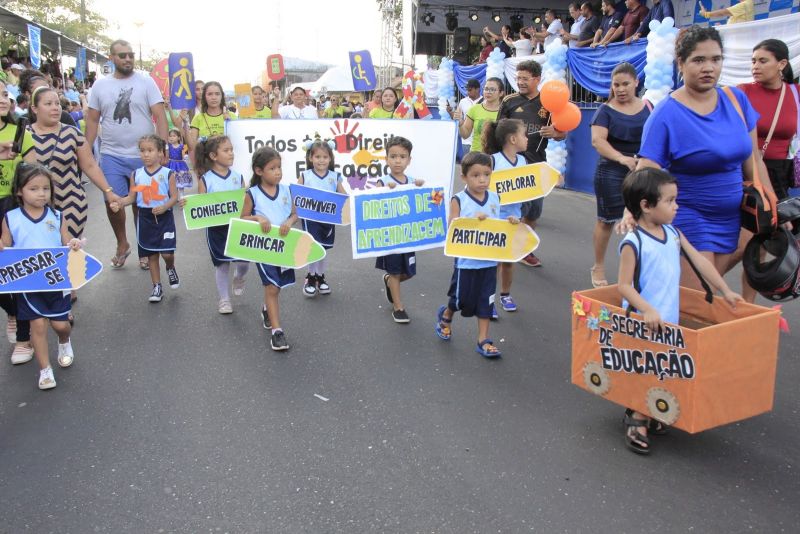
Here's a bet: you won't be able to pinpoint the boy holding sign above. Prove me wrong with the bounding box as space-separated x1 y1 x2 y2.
435 152 520 358
374 137 425 324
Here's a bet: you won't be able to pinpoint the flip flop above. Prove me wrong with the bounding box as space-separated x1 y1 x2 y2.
590 266 608 288
475 338 502 358
110 249 131 269
383 273 393 304
435 305 452 340
139 258 150 270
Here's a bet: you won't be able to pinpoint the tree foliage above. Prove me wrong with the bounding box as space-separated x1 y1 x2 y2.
4 0 110 49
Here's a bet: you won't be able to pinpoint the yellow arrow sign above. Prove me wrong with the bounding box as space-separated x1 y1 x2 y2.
489 162 561 205
444 217 540 262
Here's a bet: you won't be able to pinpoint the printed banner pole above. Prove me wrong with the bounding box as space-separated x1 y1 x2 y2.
168 53 196 110
289 184 351 225
444 217 539 262
490 162 562 205
182 189 246 230
0 248 102 293
349 185 447 259
224 218 326 269
349 50 377 92
27 24 41 69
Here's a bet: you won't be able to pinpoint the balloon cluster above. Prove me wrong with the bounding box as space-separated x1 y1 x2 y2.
541 41 568 85
541 41 569 173
486 47 505 82
437 58 456 120
642 17 679 105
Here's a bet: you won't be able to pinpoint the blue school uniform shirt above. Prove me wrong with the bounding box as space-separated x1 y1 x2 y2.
377 174 410 187
133 166 172 209
302 169 342 192
453 189 501 270
202 169 244 193
619 225 681 324
247 183 292 225
491 151 525 219
6 206 62 248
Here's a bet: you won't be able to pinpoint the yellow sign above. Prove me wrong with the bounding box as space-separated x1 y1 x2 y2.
444 217 540 262
234 83 256 118
489 162 561 205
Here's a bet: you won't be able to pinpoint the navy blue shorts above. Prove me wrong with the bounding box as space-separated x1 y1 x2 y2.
17 291 71 322
257 264 295 288
99 153 142 197
137 208 176 256
375 252 416 277
521 197 544 221
447 266 497 319
302 219 335 249
206 225 246 266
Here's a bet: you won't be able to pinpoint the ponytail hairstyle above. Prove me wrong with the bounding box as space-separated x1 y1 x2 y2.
753 39 794 83
28 86 58 124
608 62 638 102
194 135 230 176
482 118 525 154
304 138 336 172
12 163 55 208
138 134 167 157
250 147 281 187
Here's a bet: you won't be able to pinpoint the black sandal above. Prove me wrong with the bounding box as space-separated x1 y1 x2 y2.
623 409 651 455
648 419 669 436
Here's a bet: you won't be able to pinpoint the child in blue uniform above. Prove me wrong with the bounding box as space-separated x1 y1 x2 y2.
483 118 529 317
298 139 347 297
242 147 298 351
435 152 519 358
618 168 742 454
120 135 180 302
375 136 425 323
0 164 83 390
189 135 250 314
167 129 192 190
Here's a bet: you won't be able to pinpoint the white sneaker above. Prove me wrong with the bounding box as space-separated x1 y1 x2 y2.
232 276 246 297
38 367 56 390
11 343 34 365
218 299 233 314
6 317 16 343
58 341 74 368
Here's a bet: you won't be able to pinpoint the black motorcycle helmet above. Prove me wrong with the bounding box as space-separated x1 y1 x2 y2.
743 227 800 301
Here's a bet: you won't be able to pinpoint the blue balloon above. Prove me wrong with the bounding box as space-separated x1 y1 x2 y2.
649 19 659 32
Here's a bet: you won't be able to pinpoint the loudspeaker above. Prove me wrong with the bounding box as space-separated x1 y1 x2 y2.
453 27 471 54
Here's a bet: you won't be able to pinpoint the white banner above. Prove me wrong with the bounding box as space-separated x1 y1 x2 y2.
225 118 458 195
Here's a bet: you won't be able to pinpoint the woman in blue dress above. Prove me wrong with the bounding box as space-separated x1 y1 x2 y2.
632 26 777 291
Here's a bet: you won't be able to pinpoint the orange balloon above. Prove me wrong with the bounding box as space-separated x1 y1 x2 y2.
551 102 582 132
540 80 570 113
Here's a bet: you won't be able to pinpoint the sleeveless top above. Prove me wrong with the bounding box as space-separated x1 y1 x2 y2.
453 189 501 270
620 225 681 324
301 169 342 193
491 151 526 219
6 206 62 248
202 169 244 193
133 166 172 209
247 183 292 225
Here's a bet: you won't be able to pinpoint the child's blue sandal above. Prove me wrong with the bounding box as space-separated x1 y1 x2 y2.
476 339 501 358
435 305 452 340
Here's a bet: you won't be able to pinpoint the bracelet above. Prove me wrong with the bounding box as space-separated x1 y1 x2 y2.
103 187 113 193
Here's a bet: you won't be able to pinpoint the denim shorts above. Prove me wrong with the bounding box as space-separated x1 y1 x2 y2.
99 153 142 197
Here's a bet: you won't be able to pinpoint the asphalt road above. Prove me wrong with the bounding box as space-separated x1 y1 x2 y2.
1 181 798 533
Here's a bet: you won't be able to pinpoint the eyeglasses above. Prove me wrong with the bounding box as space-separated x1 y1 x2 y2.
484 87 498 92
116 53 135 59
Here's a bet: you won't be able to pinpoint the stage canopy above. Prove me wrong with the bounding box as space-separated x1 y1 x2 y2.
416 1 573 37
